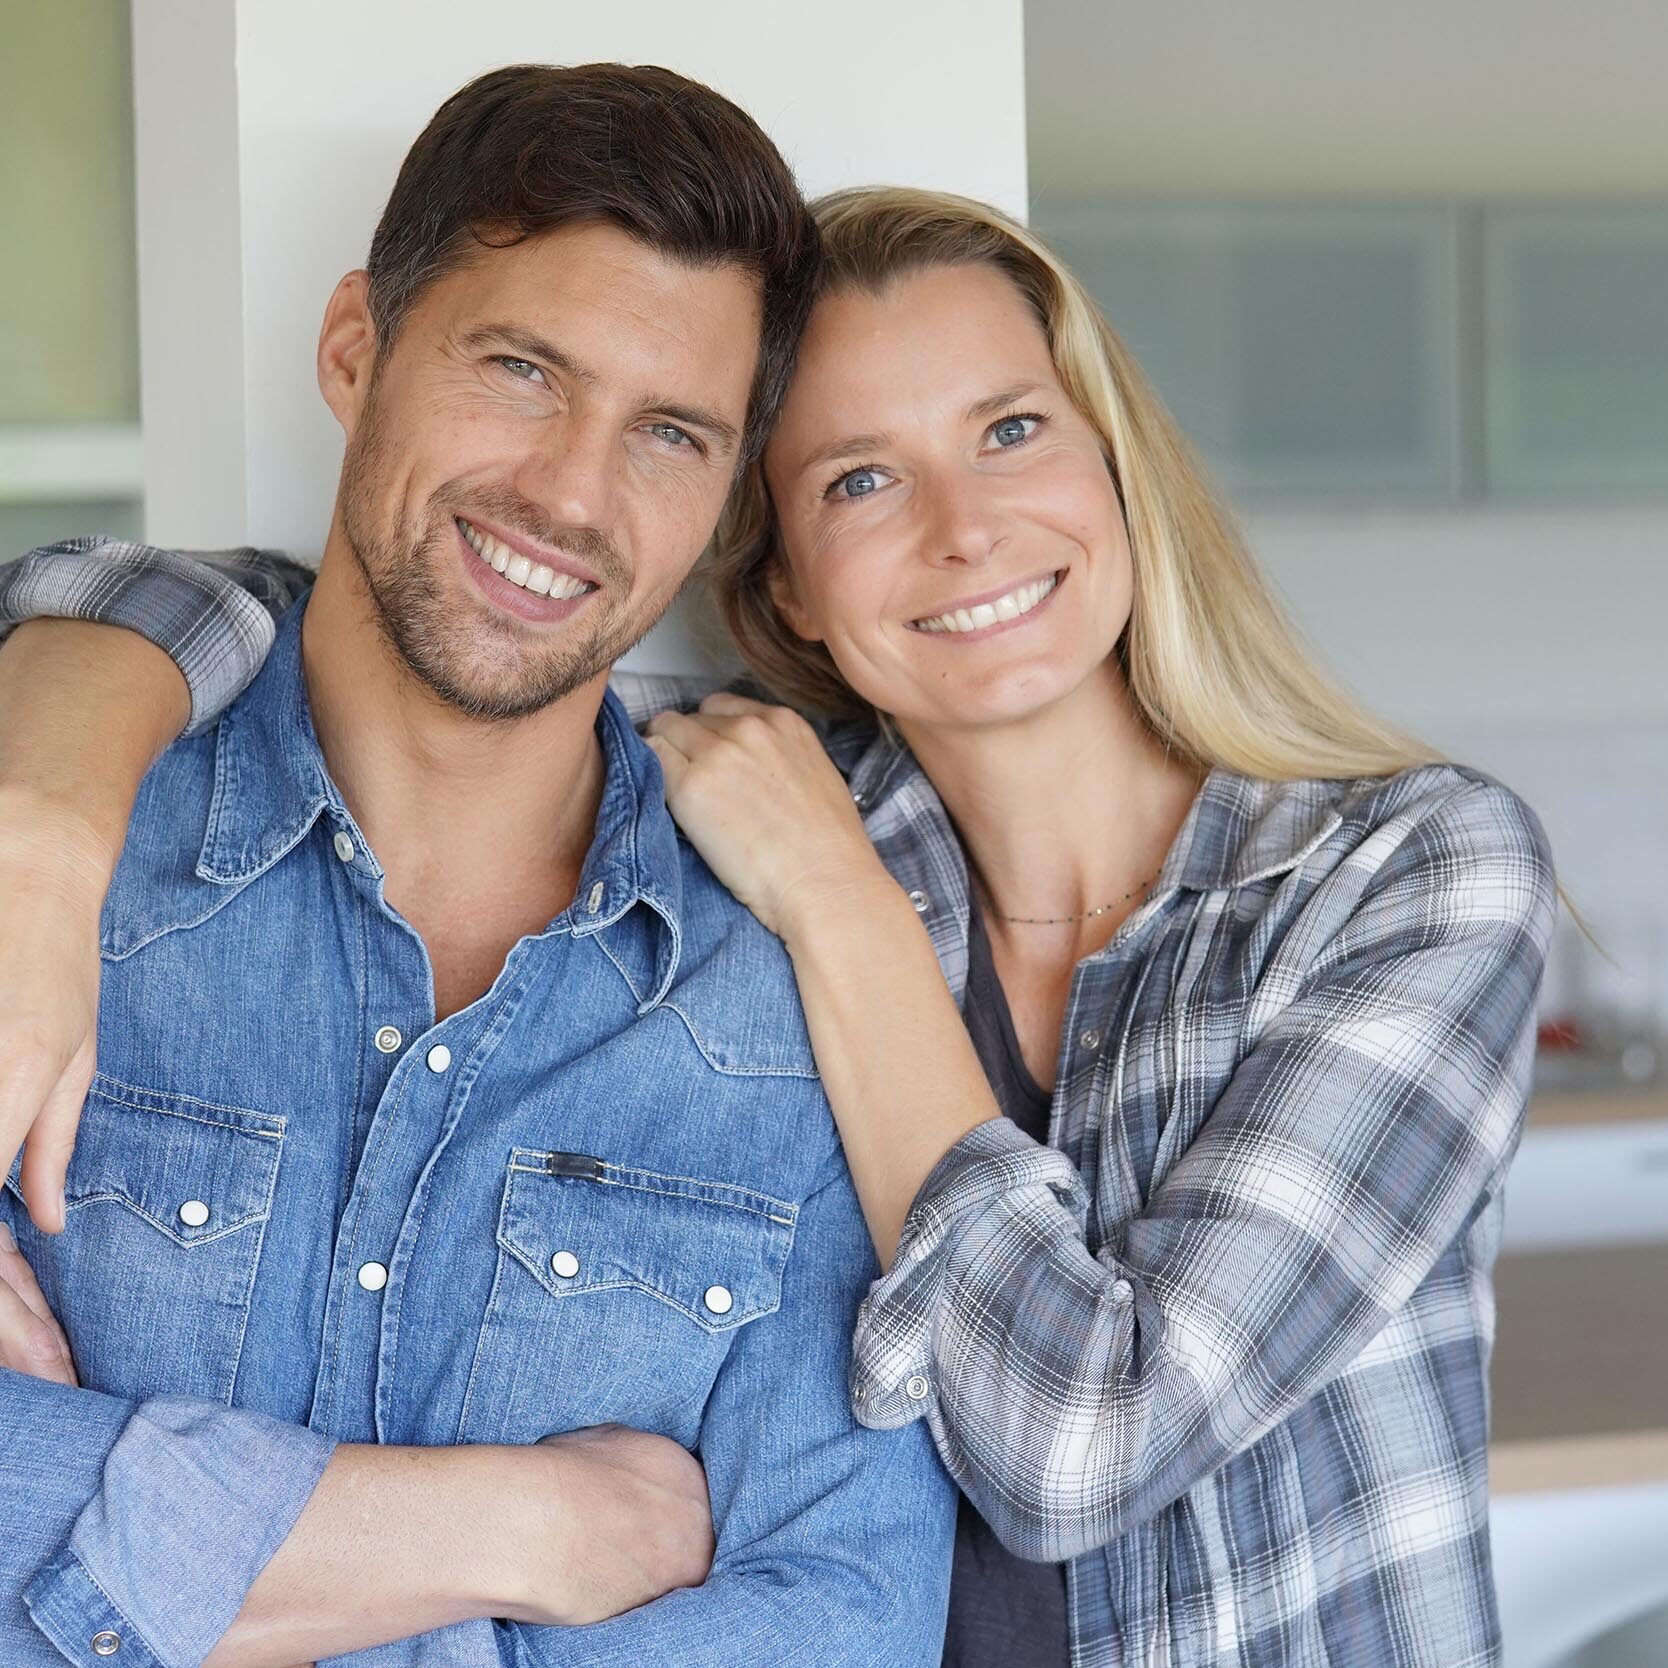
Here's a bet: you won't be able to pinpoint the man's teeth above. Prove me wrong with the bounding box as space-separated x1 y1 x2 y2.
913 572 1060 634
457 519 595 601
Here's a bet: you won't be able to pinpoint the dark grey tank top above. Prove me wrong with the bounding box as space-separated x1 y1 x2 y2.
941 897 1072 1668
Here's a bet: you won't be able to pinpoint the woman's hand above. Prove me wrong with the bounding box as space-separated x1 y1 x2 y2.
0 791 107 1236
644 694 893 942
0 1220 78 1385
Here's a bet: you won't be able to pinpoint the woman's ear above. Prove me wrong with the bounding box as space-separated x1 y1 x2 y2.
317 271 379 436
767 558 823 644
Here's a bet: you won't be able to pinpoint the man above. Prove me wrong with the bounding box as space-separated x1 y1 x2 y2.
0 63 953 1667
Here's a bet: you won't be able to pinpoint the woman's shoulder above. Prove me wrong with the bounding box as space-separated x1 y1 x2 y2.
1328 761 1552 871
1182 761 1554 918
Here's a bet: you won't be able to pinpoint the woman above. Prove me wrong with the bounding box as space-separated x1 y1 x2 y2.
0 188 1554 1667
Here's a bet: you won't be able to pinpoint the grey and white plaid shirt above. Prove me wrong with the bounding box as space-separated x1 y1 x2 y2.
2 538 1557 1668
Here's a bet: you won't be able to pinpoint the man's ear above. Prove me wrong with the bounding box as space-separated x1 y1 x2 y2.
317 271 378 434
767 557 822 644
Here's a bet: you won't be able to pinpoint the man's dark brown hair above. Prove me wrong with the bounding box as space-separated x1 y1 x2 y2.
365 63 820 461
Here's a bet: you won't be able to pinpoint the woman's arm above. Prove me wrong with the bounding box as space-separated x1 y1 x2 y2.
645 699 1556 1561
644 695 1003 1261
0 622 189 1234
0 539 304 1230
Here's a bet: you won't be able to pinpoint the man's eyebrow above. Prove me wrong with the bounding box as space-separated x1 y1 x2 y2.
653 400 743 457
458 325 742 457
460 324 596 386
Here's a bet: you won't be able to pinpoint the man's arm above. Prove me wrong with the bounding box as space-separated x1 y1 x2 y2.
0 1362 711 1668
476 1161 957 1668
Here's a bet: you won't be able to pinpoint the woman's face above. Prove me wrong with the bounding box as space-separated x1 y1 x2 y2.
763 261 1134 735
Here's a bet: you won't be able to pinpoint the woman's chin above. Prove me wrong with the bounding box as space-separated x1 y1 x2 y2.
895 661 1090 738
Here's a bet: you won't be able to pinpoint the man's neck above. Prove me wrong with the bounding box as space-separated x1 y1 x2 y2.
300 538 609 1015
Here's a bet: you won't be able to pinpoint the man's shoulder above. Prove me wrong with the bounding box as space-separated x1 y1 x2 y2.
659 843 823 1083
98 724 226 961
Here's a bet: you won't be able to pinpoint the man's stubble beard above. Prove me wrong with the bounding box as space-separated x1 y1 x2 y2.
337 379 681 722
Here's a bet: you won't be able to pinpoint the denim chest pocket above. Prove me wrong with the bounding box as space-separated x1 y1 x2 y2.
3 1075 283 1404
458 1150 797 1447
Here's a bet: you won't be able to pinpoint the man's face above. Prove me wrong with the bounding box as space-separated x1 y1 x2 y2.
333 220 762 719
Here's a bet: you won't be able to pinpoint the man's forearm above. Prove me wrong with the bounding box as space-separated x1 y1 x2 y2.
203 1442 535 1668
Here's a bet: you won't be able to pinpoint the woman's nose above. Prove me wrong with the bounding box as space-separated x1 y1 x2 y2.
917 472 1005 569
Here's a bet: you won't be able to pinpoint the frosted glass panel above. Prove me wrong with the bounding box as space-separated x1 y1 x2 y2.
1034 204 1463 500
1484 206 1668 495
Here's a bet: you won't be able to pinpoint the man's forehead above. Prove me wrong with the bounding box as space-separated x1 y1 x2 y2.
429 226 762 388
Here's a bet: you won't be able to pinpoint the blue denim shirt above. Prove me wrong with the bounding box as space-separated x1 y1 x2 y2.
1 596 953 1667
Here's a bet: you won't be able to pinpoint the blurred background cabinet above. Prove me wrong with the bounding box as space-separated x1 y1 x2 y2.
1034 199 1668 506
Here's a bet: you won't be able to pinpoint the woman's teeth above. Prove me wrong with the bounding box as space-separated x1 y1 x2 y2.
457 518 595 601
913 572 1060 634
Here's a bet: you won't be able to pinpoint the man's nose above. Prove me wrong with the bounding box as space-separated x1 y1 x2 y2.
514 413 619 531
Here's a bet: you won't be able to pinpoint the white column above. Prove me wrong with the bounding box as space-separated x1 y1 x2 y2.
130 0 1027 670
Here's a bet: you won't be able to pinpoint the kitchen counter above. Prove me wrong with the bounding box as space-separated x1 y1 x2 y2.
1491 1237 1668 1494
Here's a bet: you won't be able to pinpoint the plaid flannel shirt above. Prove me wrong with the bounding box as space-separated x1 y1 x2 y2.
2 538 1557 1668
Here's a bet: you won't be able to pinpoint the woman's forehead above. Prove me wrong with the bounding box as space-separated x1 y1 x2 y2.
769 266 1056 453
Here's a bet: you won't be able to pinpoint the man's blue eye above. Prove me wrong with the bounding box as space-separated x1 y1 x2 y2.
649 423 695 447
499 357 544 383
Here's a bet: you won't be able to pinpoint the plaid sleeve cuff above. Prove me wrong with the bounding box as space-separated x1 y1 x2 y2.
849 1117 1089 1429
0 538 301 736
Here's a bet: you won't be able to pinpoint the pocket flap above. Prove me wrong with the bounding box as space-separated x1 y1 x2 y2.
5 1075 284 1246
497 1150 797 1332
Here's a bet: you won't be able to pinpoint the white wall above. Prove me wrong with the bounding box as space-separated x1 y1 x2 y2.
1025 0 1668 198
1247 508 1668 739
131 0 1027 669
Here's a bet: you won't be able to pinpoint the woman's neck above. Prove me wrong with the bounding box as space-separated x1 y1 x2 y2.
898 659 1204 960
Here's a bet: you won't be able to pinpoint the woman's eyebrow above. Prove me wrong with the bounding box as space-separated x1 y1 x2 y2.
965 382 1045 423
796 432 890 477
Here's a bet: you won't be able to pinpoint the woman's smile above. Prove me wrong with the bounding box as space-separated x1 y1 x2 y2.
907 568 1066 639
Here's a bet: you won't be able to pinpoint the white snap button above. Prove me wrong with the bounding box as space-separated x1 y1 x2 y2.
550 1251 580 1279
91 1633 121 1657
374 1025 403 1054
333 831 356 862
426 1044 452 1073
908 890 929 913
586 881 606 914
177 1199 210 1228
1110 1279 1134 1307
905 1374 931 1401
703 1284 734 1316
357 1261 389 1292
1079 1028 1103 1052
851 789 868 809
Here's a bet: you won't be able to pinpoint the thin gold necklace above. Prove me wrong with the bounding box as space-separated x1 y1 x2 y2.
980 868 1161 926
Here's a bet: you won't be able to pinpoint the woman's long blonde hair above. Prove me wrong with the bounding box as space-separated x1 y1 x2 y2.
707 185 1437 782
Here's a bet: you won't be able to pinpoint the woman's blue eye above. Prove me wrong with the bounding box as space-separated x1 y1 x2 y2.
830 467 883 499
991 414 1038 447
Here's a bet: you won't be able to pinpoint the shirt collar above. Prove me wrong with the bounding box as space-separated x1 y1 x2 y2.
196 599 684 1003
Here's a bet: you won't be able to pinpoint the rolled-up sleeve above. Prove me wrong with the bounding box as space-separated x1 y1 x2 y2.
850 779 1556 1563
0 539 312 736
2 1372 335 1667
